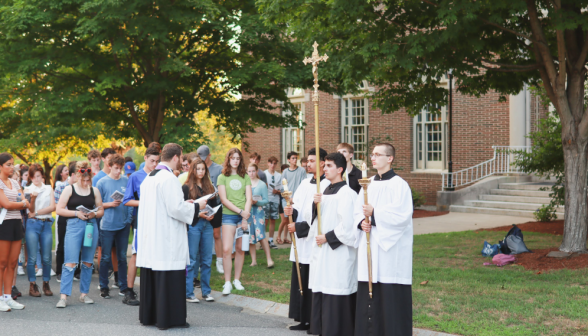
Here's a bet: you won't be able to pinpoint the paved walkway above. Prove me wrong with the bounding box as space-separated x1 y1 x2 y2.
412 212 530 235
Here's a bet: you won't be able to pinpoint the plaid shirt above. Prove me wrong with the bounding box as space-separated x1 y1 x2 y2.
54 180 70 203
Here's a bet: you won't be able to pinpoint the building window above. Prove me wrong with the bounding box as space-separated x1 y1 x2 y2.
414 104 447 170
341 98 369 163
282 102 305 164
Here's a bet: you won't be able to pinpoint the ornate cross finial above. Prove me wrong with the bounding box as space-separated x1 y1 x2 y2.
303 41 328 102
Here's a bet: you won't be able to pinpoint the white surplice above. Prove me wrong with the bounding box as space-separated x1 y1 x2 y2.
289 176 330 264
136 164 196 271
308 183 358 295
354 175 413 285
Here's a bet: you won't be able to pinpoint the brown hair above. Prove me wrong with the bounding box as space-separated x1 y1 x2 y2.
186 152 199 164
337 142 354 154
75 161 93 181
161 143 183 162
53 164 66 189
248 163 258 171
300 156 308 164
280 164 288 172
185 158 215 199
222 148 246 178
374 143 396 162
108 154 126 167
267 156 278 164
68 161 77 177
145 142 161 157
101 148 116 158
87 149 100 160
29 163 45 184
249 152 261 161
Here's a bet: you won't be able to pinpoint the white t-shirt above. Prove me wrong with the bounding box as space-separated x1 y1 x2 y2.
264 170 282 203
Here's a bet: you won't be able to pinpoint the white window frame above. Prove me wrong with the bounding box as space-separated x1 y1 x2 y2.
339 81 372 165
282 88 308 164
412 78 450 172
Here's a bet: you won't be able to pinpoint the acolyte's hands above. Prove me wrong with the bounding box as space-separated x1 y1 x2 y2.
284 205 293 217
362 204 374 217
361 220 371 233
313 193 322 204
288 222 296 233
316 234 326 246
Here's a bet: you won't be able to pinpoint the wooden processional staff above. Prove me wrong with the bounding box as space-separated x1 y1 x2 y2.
358 162 373 298
281 179 303 295
303 41 328 240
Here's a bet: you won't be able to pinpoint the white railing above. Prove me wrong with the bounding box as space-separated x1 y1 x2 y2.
441 146 531 190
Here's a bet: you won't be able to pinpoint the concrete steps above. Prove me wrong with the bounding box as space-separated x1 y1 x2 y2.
450 181 563 219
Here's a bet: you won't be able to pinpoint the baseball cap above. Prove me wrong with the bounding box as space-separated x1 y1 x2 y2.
197 145 210 161
125 162 136 175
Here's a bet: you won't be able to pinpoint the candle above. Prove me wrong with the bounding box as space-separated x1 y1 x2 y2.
282 179 289 192
361 162 368 178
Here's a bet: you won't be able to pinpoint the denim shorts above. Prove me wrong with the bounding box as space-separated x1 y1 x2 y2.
222 214 243 226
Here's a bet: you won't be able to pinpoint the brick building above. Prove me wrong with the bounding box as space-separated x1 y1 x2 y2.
243 79 548 206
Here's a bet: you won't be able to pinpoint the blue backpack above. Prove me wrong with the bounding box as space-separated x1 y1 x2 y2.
481 241 500 257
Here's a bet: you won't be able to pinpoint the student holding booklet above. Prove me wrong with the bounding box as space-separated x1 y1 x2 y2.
246 163 274 268
182 158 220 303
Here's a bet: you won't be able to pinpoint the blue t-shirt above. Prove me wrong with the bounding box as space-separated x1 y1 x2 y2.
96 175 133 231
92 170 108 187
123 169 148 217
139 162 145 171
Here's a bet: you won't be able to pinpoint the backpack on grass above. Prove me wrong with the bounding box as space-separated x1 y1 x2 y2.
499 224 531 255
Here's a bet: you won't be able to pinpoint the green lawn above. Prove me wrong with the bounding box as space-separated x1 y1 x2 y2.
209 230 588 336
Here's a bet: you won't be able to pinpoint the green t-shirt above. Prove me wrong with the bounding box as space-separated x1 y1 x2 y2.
217 173 252 215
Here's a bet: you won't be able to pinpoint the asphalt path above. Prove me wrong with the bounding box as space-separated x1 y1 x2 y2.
5 271 299 336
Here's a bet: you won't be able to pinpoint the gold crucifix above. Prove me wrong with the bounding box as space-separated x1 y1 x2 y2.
303 41 328 238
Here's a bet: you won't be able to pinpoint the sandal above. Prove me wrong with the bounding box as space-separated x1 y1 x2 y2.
276 238 284 245
283 239 292 244
267 261 275 269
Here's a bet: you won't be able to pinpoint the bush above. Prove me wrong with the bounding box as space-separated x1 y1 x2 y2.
411 187 426 208
533 204 558 222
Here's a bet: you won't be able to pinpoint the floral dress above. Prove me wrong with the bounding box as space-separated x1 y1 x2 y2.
249 180 269 244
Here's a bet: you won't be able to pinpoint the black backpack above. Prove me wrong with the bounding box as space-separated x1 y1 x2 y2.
499 224 530 255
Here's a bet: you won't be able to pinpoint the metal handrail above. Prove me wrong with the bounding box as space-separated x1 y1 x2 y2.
441 146 531 190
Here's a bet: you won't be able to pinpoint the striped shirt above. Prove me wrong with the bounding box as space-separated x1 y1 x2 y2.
0 178 24 220
54 180 70 203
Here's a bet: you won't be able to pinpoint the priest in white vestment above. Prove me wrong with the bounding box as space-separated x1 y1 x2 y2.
304 152 358 336
136 143 207 330
284 148 330 331
354 143 413 336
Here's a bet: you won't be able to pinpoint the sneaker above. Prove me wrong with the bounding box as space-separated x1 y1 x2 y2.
118 288 125 296
12 286 21 299
216 259 224 274
56 274 61 283
0 300 11 312
108 269 114 279
50 269 56 276
222 281 232 295
233 279 245 291
194 279 201 288
17 266 25 276
79 295 94 304
56 298 67 308
186 296 200 303
73 274 80 282
123 289 140 306
202 294 215 302
36 268 43 277
269 241 278 249
5 299 25 310
100 288 111 299
112 282 120 289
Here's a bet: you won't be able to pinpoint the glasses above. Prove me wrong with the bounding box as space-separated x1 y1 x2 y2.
182 164 189 168
370 153 390 158
78 168 92 174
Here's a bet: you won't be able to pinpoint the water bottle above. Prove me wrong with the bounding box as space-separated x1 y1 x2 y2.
83 222 94 247
241 227 250 252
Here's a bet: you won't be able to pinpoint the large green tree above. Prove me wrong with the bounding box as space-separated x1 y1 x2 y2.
259 0 588 252
0 0 306 152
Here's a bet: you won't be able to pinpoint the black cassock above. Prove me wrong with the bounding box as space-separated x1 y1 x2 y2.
139 268 187 329
288 262 312 324
355 282 412 336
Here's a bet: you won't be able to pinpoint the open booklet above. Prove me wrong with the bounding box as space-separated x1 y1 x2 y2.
76 205 102 214
199 204 222 217
110 190 125 201
194 191 218 204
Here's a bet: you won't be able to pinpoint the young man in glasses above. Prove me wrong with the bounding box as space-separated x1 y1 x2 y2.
264 156 281 249
283 148 330 331
336 143 361 194
354 143 413 336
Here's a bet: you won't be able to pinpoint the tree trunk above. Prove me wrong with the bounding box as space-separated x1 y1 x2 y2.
42 159 54 186
559 135 588 253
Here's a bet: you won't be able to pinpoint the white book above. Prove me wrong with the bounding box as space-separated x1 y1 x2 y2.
200 204 222 216
252 195 262 201
76 205 102 214
194 191 218 204
110 190 125 201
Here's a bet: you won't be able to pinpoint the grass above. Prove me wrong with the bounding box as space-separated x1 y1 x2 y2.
208 230 588 336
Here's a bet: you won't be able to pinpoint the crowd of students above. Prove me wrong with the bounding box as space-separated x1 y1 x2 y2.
0 140 411 335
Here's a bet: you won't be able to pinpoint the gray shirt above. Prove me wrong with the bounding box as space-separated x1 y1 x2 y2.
208 162 223 187
257 169 268 185
281 167 308 195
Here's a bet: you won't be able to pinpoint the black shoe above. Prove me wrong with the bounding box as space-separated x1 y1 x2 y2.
193 279 201 288
100 287 111 299
158 323 190 331
290 323 310 331
123 288 140 306
11 286 20 300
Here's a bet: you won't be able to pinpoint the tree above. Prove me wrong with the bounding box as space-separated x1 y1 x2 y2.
259 0 588 252
0 0 308 153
